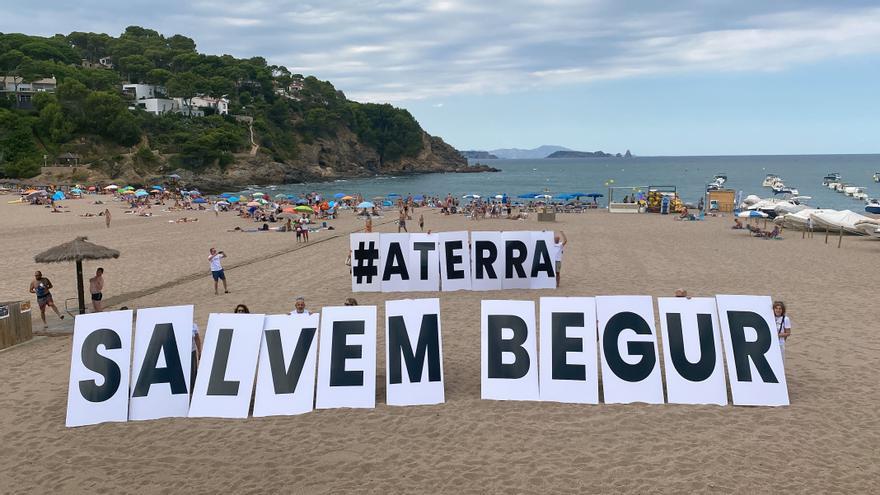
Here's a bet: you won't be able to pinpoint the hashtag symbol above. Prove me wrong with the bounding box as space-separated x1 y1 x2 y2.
353 240 379 284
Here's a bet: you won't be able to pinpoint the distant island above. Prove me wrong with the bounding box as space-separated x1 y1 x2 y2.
459 150 499 159
547 149 633 158
462 146 634 159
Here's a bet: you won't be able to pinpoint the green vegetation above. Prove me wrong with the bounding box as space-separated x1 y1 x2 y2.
0 27 427 178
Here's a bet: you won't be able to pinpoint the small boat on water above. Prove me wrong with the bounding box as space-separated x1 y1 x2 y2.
823 172 842 185
866 199 880 215
762 174 780 187
713 174 727 184
853 187 869 201
873 172 880 183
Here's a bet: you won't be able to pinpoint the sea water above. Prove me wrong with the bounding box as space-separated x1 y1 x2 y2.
269 155 880 211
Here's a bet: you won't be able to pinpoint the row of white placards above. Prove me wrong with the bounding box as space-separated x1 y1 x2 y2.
349 231 558 292
66 295 788 427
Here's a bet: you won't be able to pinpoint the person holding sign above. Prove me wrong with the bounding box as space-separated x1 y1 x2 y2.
774 301 792 360
208 248 229 295
551 231 567 288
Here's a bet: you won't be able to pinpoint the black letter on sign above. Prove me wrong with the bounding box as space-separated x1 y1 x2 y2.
444 240 465 280
389 314 441 384
603 312 656 382
505 240 528 279
530 240 555 278
474 240 498 279
552 312 586 381
132 323 188 397
666 313 716 382
412 242 436 281
207 328 239 396
329 321 364 386
487 315 530 379
382 242 410 281
79 329 122 403
265 328 316 394
726 311 778 383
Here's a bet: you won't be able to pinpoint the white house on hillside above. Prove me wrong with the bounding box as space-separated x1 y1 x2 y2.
190 95 229 115
122 84 166 101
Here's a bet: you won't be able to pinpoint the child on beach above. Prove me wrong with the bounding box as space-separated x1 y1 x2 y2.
29 271 64 328
773 301 792 360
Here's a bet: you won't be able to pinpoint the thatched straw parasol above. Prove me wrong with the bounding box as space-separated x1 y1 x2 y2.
34 237 120 315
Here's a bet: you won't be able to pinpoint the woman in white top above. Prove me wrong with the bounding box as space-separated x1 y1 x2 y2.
773 301 792 360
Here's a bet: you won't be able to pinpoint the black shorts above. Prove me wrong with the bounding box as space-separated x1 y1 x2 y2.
91 292 103 301
212 269 226 281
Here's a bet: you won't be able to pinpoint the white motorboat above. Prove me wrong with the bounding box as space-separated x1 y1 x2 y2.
762 174 780 187
827 181 841 190
865 199 880 215
854 219 880 238
843 185 861 196
823 173 842 185
741 194 761 207
853 188 868 201
873 172 880 183
810 210 875 235
834 183 849 193
774 201 808 216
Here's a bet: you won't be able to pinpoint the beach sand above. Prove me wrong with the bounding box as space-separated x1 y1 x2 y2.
0 196 877 493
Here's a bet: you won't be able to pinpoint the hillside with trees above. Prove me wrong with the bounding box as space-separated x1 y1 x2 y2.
0 27 471 187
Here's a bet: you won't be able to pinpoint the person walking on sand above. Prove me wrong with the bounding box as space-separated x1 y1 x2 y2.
551 231 568 288
419 213 424 231
208 248 229 295
398 209 408 233
365 215 373 233
29 271 64 328
104 208 111 228
89 267 105 312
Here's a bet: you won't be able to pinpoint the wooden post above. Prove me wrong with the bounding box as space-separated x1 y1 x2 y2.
802 229 805 239
825 227 829 244
76 259 85 315
838 227 843 248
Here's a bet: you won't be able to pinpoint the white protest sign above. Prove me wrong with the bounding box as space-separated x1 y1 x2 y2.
350 233 382 292
502 231 536 290
385 299 445 406
380 233 412 292
408 233 441 292
530 231 557 290
716 295 789 406
188 313 265 418
315 305 377 409
66 309 133 427
253 313 320 417
596 296 665 404
471 232 505 291
438 231 472 291
481 300 539 401
129 305 194 421
538 297 599 404
657 297 727 406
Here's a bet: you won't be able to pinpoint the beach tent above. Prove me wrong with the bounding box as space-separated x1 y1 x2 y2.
34 236 120 315
52 191 66 201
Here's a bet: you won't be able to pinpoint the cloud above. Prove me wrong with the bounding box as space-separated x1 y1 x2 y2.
3 1 880 103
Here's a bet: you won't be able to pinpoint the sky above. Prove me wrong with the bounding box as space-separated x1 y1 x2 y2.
3 0 880 155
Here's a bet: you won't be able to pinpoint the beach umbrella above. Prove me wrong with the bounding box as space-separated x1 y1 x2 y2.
87 186 96 191
246 201 261 207
70 188 82 195
586 193 604 198
238 195 248 202
52 191 66 201
341 195 353 200
192 197 207 204
334 193 346 198
135 190 149 197
295 198 308 205
738 210 768 218
275 194 288 200
463 194 481 199
151 185 164 190
217 201 230 206
227 197 239 203
294 205 313 212
328 201 336 207
104 185 118 190
555 193 574 200
569 192 589 197
26 190 48 198
282 207 296 213
252 192 265 197
357 201 374 208
382 200 393 206
34 236 120 315
388 193 401 198
517 192 540 199
189 190 202 196
256 198 268 205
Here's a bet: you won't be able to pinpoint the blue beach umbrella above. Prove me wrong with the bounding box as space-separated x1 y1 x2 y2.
517 192 540 199
151 185 164 190
192 197 207 204
738 210 768 218
295 198 308 205
334 193 346 198
382 200 393 206
70 188 82 195
586 193 604 198
357 201 374 208
227 196 239 203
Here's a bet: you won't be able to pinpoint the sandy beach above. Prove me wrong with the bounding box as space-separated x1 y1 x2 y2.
0 195 878 493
